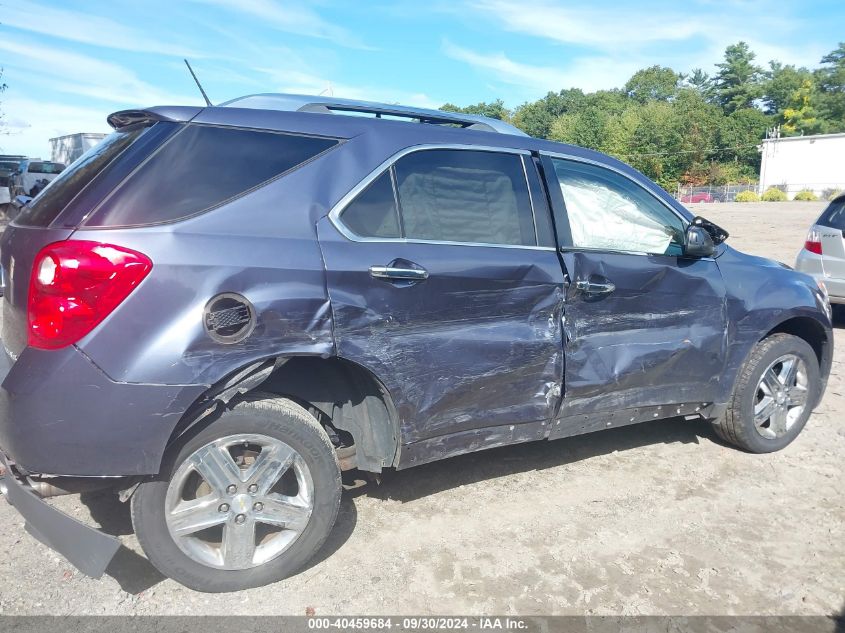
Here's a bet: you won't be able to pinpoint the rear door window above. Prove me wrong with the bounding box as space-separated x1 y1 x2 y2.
340 171 401 238
84 125 338 227
394 149 536 246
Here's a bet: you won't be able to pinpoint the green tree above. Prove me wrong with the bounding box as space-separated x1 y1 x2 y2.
782 79 823 135
763 61 813 115
548 108 611 151
717 107 770 168
511 88 586 138
714 42 762 113
624 65 681 103
440 99 510 120
683 68 714 101
547 90 628 153
815 42 845 130
627 101 686 188
672 88 723 170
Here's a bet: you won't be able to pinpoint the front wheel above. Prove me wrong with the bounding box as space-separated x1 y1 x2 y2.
131 394 341 592
712 334 821 453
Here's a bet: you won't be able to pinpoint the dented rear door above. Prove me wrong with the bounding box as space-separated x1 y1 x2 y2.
540 154 728 433
317 147 565 444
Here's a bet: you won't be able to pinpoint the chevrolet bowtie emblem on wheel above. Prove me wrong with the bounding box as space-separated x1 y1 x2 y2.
203 292 256 344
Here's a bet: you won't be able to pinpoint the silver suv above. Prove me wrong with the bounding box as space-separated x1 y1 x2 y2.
796 194 845 314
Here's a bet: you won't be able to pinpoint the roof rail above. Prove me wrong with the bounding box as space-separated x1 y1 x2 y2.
220 93 528 137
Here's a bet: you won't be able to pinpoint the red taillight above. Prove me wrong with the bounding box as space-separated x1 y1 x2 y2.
28 241 152 350
804 228 823 255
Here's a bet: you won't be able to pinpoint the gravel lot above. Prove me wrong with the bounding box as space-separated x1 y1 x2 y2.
0 201 842 616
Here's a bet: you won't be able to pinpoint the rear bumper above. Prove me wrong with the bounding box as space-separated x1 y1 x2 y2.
0 344 205 476
795 251 845 303
0 452 121 577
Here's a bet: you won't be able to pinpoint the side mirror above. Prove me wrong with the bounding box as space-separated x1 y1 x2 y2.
684 225 715 258
691 216 729 245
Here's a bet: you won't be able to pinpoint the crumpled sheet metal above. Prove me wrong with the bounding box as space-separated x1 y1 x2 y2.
557 249 729 417
318 216 566 445
74 208 336 386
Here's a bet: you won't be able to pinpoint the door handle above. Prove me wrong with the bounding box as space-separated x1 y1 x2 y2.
575 279 615 295
369 265 429 281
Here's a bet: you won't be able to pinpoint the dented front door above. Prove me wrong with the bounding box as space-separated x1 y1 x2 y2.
556 250 728 426
539 153 729 435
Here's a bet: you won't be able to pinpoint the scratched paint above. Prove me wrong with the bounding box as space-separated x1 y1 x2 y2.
317 216 566 444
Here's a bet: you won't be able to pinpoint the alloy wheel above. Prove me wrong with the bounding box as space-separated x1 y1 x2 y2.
164 433 314 570
753 353 809 440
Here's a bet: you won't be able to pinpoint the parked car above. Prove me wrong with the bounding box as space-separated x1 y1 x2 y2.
680 191 715 204
795 193 845 318
0 156 27 207
0 95 834 592
20 159 66 197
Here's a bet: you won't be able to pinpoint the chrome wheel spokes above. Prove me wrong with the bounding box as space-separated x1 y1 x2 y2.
753 354 809 439
165 433 314 570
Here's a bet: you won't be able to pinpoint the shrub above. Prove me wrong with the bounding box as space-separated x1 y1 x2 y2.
761 188 788 202
793 189 818 201
826 188 843 201
735 190 760 202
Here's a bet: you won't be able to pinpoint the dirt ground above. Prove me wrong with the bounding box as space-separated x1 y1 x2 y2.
0 201 842 616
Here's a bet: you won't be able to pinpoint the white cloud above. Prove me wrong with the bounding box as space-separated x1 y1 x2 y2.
0 39 196 106
190 0 373 50
0 38 197 156
466 0 704 50
442 41 639 94
0 98 111 158
2 0 203 57
440 0 835 101
252 67 442 109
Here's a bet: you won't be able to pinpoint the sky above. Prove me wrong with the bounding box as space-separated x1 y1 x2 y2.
1 0 843 158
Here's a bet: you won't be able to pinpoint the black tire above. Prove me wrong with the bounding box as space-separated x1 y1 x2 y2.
712 334 821 453
131 394 341 592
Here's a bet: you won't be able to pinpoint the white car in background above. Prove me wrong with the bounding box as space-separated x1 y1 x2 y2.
796 193 845 318
21 160 66 196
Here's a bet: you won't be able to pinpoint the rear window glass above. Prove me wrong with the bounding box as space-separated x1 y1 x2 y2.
17 126 148 227
818 199 845 231
83 125 338 227
340 171 400 238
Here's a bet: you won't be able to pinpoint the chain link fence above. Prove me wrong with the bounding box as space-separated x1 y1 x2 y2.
675 183 844 202
674 184 757 203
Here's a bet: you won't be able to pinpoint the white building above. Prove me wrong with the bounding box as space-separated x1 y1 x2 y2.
759 132 845 198
49 133 108 165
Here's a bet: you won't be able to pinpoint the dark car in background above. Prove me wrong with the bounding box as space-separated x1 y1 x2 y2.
0 155 27 207
0 95 834 592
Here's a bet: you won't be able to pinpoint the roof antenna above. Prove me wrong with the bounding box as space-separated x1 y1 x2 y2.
184 59 213 107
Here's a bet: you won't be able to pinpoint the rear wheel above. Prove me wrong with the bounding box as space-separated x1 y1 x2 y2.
712 334 820 453
131 394 341 592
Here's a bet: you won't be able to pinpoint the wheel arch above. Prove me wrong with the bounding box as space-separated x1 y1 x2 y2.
167 355 401 474
762 315 831 379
